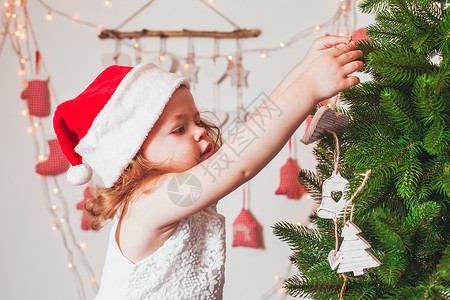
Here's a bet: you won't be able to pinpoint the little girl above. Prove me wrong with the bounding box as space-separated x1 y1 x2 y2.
53 36 363 299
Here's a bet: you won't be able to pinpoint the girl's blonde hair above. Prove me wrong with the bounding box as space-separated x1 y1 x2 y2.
85 113 222 230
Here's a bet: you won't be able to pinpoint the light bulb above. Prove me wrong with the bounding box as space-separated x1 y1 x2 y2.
274 275 280 280
73 16 80 22
38 154 46 161
67 263 73 269
315 25 321 31
51 205 57 210
90 278 97 285
60 218 65 223
15 0 22 5
51 225 57 231
11 13 16 18
279 42 285 48
183 63 190 70
227 55 232 60
296 222 302 227
79 242 86 249
104 0 111 6
260 51 267 58
159 54 166 61
14 31 20 37
341 5 347 10
134 42 140 48
6 12 11 17
33 121 40 127
46 11 52 21
20 58 26 64
19 33 25 39
307 194 312 199
21 110 28 116
4 3 9 7
53 188 59 193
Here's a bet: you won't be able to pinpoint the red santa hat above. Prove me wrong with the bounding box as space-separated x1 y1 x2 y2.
53 63 190 188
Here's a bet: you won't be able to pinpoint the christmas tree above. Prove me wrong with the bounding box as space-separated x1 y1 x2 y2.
273 0 450 299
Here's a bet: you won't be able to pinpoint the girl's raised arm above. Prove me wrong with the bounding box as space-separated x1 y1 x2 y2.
143 40 363 227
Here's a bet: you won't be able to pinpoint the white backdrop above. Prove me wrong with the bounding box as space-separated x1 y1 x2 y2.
0 1 373 299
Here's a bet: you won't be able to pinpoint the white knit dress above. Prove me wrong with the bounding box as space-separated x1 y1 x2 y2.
93 208 226 300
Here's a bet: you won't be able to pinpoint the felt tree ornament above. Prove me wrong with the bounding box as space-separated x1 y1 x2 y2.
76 187 97 231
20 76 51 118
336 220 381 276
232 184 260 249
275 139 307 199
301 105 348 145
35 139 70 176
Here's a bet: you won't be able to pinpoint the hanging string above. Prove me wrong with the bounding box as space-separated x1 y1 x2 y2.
324 129 340 174
334 218 339 253
198 0 241 29
115 0 159 30
288 138 292 158
242 184 246 209
343 169 372 224
338 274 348 300
35 50 40 75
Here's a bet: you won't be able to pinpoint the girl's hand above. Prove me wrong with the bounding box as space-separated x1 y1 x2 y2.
295 35 350 74
300 41 364 102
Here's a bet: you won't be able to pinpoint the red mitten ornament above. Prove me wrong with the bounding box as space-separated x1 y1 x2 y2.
76 187 97 231
20 77 51 117
275 158 306 199
352 27 368 43
36 139 70 176
232 208 259 248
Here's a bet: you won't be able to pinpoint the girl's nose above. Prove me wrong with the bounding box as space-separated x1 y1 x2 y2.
194 126 207 142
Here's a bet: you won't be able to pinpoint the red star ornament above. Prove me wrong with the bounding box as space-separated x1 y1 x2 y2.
275 158 307 199
76 187 97 231
226 61 249 87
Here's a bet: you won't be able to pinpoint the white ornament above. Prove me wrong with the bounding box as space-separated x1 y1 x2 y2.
179 62 200 82
150 53 179 73
336 221 381 276
226 60 249 87
328 249 342 270
301 106 349 145
317 171 350 219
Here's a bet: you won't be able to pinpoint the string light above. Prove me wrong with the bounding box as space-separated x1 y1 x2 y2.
21 110 28 116
307 194 312 199
104 0 111 6
208 0 214 3
19 69 25 76
14 31 20 37
33 121 40 128
90 277 97 285
296 222 302 226
38 154 46 161
4 3 9 7
19 33 25 39
73 15 80 22
15 0 22 5
183 62 190 70
67 263 73 269
60 218 65 223
46 11 52 21
53 188 59 193
159 54 166 61
51 225 57 231
315 25 321 31
279 42 285 48
274 275 280 280
20 58 26 64
227 55 233 60
11 13 17 18
79 242 86 249
260 51 267 58
51 205 57 210
134 42 140 48
6 12 11 18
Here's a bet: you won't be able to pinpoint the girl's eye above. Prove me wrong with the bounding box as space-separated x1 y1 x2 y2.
172 126 185 134
195 121 205 127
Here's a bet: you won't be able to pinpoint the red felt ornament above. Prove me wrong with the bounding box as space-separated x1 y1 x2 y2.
20 52 51 117
351 27 368 43
232 185 260 249
76 187 97 231
275 139 307 199
35 139 70 176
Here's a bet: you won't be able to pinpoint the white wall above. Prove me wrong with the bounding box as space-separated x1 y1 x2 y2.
0 1 373 299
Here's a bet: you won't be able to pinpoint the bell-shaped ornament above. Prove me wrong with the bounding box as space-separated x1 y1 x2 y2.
317 171 350 219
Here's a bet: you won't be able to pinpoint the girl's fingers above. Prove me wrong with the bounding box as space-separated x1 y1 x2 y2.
342 75 361 90
342 60 364 75
316 35 350 49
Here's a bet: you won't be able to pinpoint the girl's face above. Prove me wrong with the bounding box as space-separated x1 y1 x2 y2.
141 86 213 171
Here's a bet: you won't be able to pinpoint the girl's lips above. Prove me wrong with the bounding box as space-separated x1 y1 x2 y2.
201 143 212 158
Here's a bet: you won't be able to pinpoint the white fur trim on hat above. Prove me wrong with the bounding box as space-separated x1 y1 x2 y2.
74 63 190 188
67 164 93 186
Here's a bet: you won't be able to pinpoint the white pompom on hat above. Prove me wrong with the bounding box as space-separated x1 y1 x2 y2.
53 63 190 188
